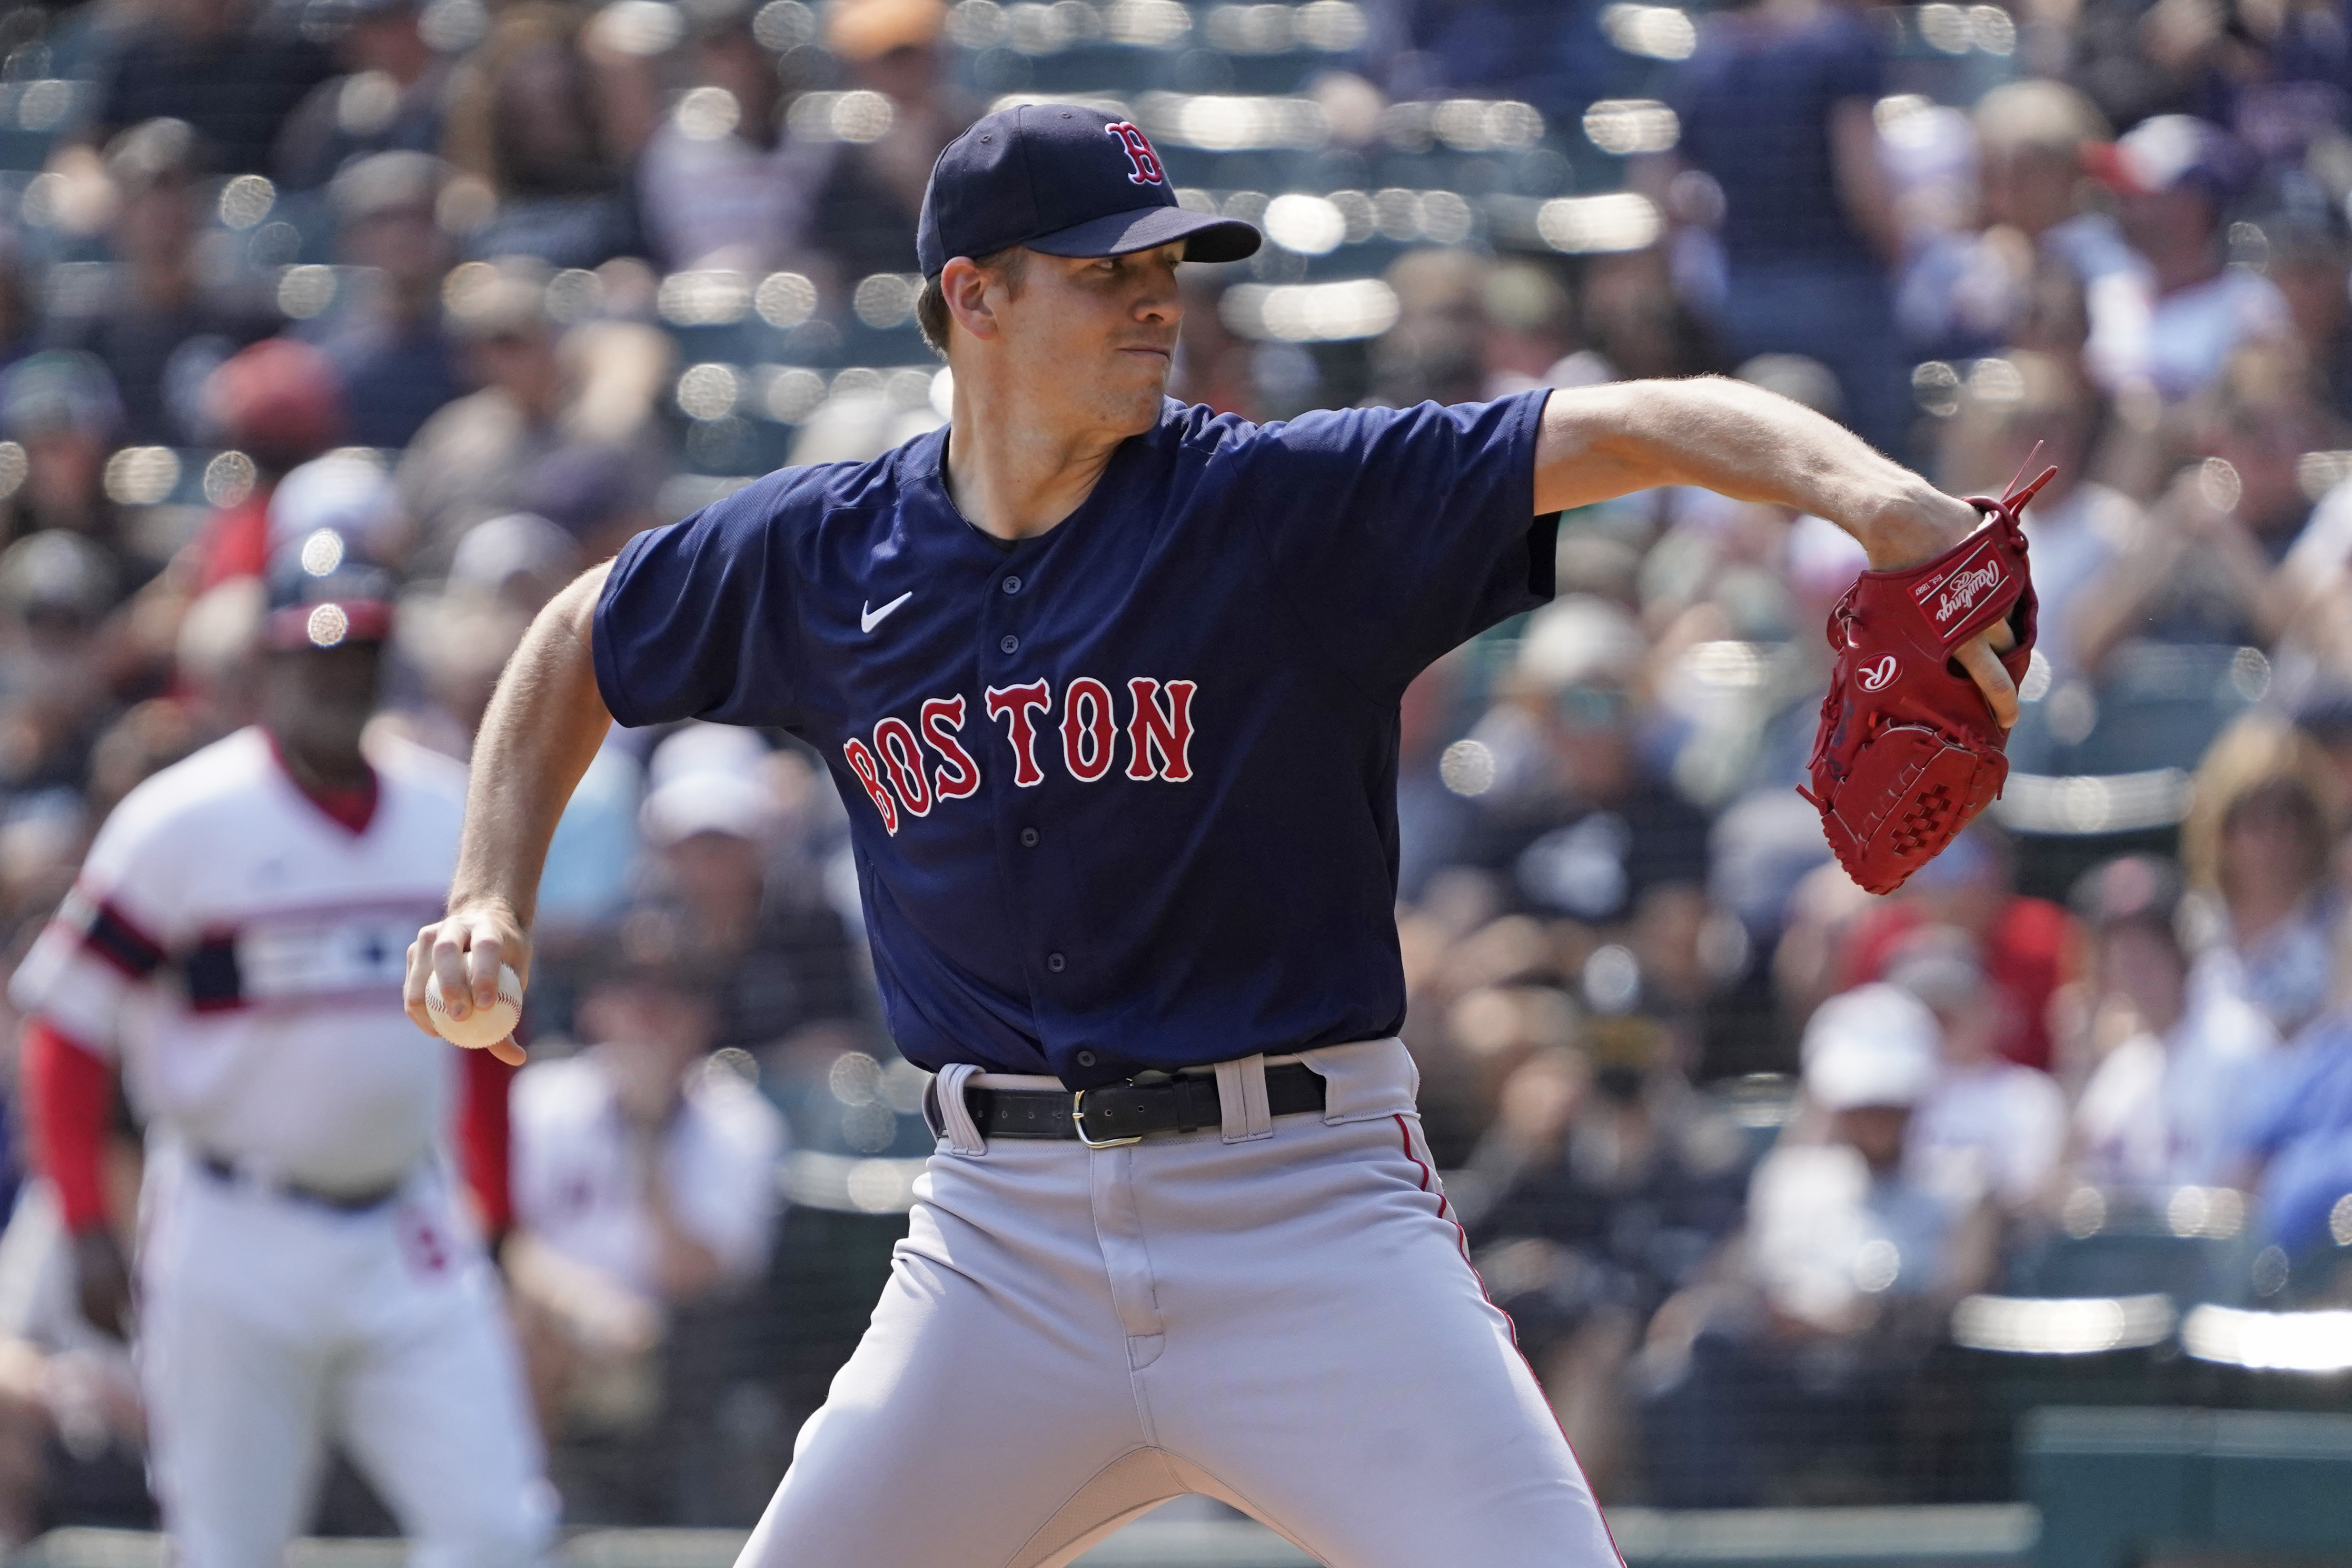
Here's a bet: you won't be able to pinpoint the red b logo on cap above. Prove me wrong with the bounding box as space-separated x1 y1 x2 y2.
1106 122 1165 186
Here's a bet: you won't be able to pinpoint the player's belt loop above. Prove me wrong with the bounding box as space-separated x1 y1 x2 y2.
1070 1090 1144 1148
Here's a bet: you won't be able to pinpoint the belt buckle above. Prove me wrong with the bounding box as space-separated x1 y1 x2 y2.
1070 1089 1143 1148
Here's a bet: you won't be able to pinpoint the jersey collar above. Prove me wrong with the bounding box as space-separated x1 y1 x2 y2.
262 728 381 837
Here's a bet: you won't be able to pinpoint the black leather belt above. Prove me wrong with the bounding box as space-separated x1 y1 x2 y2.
941 1063 1327 1147
197 1153 404 1213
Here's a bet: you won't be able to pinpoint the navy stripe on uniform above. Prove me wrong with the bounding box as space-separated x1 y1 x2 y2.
83 900 166 979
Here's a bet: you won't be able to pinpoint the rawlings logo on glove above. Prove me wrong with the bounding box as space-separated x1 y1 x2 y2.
1799 465 2054 895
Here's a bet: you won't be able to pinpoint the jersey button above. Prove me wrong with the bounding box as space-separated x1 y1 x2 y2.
1075 1050 1096 1067
999 634 1020 654
1019 827 1039 847
1002 575 1021 594
1046 952 1067 973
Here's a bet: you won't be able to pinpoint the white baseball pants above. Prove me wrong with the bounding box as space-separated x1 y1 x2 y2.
738 1039 1623 1568
137 1147 554 1568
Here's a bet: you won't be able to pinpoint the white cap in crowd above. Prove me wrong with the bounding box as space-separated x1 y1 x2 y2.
1800 983 1941 1112
640 722 780 847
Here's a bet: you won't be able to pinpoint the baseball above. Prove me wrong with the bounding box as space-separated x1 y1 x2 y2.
423 964 523 1050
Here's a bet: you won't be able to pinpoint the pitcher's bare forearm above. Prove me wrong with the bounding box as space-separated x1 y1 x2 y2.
403 562 613 1044
1532 378 1979 565
450 562 616 929
1532 378 2020 725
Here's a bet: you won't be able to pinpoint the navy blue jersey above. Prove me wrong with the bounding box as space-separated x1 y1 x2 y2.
594 392 1556 1085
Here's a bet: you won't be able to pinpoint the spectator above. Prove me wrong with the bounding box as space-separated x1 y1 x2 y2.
1465 1013 1749 1493
1936 350 2131 681
1893 78 2128 360
442 4 634 269
273 0 453 191
45 120 279 449
2069 854 2279 1192
2069 349 2336 679
1837 829 2076 1074
1445 596 1712 929
305 152 465 449
0 532 123 812
624 726 865 1053
1887 928 2069 1213
1667 0 1908 452
2257 176 2352 423
2189 757 2338 1038
1368 248 1493 407
392 260 672 579
636 0 827 273
87 0 331 178
806 0 977 283
520 444 663 565
2236 917 2352 1259
1977 80 2136 293
391 260 569 573
505 941 786 1447
1640 984 1997 1505
2083 116 2290 403
0 354 130 572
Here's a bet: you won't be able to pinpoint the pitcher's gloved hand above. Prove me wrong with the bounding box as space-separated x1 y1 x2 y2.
1800 465 2054 895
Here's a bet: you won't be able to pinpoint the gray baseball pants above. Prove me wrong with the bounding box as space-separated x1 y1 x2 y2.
735 1038 1623 1567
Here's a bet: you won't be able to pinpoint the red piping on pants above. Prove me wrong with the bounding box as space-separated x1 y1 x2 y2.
1393 1114 1629 1568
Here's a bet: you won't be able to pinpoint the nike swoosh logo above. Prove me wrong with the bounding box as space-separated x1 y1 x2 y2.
861 592 913 633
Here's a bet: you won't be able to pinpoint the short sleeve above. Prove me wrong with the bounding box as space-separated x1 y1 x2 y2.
1239 391 1555 697
7 790 186 1055
593 475 807 730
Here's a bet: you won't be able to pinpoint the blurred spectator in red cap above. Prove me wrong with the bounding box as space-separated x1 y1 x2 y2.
1837 827 2076 1074
273 0 452 192
43 121 279 448
637 0 827 274
2082 115 2290 403
807 0 978 283
441 4 634 270
183 341 346 594
303 153 465 449
86 0 331 179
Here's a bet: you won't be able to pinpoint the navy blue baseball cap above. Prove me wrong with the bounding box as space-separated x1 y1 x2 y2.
916 104 1261 279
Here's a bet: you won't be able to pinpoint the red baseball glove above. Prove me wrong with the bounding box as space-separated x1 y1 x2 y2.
1799 467 2055 895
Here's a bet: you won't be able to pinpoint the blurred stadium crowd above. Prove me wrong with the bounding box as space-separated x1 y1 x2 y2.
0 0 2343 1540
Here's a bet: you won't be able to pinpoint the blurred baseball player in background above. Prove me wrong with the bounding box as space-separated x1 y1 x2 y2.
408 105 2019 1568
14 537 551 1567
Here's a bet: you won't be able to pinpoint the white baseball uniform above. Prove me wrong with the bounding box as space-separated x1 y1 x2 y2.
740 1041 1622 1568
9 726 553 1567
